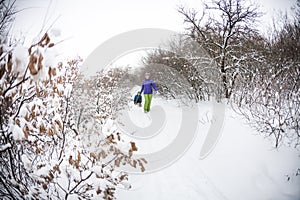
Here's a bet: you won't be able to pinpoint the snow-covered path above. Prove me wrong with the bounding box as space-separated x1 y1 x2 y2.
116 96 300 200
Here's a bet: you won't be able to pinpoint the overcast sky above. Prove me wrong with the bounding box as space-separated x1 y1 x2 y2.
13 0 297 60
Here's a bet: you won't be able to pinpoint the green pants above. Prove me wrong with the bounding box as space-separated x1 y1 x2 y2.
144 94 153 112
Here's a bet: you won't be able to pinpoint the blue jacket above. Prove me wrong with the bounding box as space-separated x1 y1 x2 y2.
140 79 158 94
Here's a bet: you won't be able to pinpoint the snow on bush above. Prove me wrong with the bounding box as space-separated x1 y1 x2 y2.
11 44 29 76
0 33 146 199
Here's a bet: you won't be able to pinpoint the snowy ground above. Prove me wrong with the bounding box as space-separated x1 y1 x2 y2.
115 92 300 200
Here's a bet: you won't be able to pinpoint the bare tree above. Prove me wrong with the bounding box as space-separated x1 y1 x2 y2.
178 0 262 98
141 34 222 102
231 3 300 147
0 0 17 39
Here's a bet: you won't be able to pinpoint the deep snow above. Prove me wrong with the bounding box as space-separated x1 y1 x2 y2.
116 92 300 200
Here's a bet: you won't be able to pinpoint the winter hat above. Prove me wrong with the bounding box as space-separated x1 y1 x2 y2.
145 72 150 76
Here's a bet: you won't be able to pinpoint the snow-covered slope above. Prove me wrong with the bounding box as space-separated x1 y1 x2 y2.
116 96 300 200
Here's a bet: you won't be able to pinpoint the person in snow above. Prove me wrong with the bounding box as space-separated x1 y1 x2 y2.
140 72 158 113
134 91 142 107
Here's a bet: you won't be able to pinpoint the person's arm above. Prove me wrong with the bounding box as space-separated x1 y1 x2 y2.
134 95 137 102
140 82 144 93
152 80 158 91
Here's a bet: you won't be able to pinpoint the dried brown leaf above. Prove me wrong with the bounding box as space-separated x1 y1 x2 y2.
130 142 138 152
96 187 102 195
48 43 55 48
39 123 46 133
69 156 73 165
15 118 20 127
55 119 63 130
42 184 47 190
23 124 30 139
117 132 121 141
140 158 148 164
